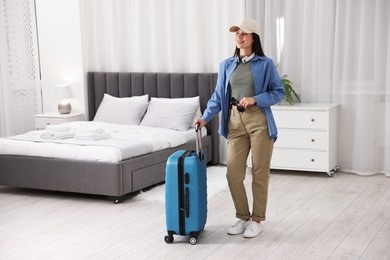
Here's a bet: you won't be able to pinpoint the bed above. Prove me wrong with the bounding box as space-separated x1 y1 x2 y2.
0 72 219 203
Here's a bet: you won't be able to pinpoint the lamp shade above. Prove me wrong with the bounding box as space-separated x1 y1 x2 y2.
56 84 72 99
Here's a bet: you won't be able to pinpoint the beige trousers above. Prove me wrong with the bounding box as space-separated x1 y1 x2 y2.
226 106 274 222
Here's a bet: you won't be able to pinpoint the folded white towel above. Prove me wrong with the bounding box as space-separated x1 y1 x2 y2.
40 131 76 140
74 132 111 141
45 125 71 132
88 128 106 134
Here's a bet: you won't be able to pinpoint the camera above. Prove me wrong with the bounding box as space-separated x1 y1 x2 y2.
231 97 246 112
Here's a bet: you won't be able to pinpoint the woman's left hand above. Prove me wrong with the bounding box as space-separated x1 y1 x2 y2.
239 97 257 108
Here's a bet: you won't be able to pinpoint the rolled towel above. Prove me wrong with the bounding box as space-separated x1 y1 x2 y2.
46 125 71 132
41 131 76 140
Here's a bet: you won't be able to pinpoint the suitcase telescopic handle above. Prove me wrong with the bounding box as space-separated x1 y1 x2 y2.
195 123 204 160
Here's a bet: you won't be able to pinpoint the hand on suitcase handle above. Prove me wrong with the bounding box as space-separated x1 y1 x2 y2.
194 119 206 130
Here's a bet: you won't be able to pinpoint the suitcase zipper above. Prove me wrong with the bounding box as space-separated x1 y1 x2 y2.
178 150 191 235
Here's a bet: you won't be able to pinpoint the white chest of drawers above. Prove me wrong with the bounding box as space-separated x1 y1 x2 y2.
271 103 339 176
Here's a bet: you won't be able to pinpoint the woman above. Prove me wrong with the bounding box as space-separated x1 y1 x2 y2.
194 18 285 238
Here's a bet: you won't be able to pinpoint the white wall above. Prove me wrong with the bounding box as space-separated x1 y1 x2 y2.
35 0 84 114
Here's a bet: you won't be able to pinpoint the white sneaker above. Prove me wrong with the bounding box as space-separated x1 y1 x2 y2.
227 219 248 235
243 221 262 238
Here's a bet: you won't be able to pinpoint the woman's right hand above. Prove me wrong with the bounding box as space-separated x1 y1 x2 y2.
194 118 206 129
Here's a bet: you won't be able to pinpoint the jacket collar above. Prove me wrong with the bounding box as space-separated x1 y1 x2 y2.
232 54 267 63
234 52 255 63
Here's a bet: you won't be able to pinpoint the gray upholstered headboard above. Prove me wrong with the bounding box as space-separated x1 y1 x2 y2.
87 72 219 164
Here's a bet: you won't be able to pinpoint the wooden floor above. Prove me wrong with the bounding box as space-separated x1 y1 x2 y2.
1 169 390 259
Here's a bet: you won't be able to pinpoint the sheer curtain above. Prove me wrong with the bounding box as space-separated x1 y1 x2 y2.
80 0 244 73
81 0 389 175
247 0 390 176
0 0 42 137
80 0 245 164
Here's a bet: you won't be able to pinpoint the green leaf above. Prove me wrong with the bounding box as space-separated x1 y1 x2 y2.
280 74 300 104
276 63 300 104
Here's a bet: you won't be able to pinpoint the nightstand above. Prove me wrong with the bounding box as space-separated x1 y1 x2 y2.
34 112 84 130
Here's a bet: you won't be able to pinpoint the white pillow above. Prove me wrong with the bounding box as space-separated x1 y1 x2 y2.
93 94 149 125
140 98 199 131
149 97 201 126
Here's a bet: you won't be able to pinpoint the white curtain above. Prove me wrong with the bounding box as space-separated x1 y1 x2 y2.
82 0 390 175
0 0 42 137
81 0 245 73
247 0 390 176
80 0 245 164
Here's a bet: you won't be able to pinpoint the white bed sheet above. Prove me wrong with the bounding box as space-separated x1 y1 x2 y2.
0 121 207 163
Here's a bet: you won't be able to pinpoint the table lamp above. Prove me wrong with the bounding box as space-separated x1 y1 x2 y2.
56 84 72 114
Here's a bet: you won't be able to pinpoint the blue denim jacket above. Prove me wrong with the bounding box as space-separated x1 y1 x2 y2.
202 55 285 140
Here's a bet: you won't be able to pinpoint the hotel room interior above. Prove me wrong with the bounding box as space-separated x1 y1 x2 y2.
0 0 389 259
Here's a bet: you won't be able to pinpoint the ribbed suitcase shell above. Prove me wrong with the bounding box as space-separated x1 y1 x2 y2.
165 149 207 244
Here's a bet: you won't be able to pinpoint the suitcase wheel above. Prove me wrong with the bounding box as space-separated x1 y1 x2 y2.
189 236 197 245
164 235 174 244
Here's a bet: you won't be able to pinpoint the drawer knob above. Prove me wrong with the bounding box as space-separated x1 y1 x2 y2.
311 118 315 122
311 159 315 162
311 139 315 142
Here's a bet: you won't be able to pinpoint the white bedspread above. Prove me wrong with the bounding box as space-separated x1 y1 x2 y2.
0 121 206 163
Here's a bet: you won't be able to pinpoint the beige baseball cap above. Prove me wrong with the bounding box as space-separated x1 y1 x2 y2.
229 18 260 36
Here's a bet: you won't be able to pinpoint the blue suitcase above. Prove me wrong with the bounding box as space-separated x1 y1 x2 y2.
164 125 207 245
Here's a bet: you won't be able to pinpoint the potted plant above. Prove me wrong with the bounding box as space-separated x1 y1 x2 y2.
276 64 301 104
280 74 301 105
